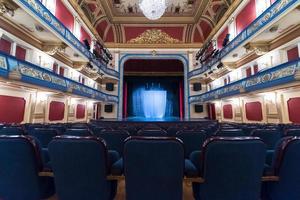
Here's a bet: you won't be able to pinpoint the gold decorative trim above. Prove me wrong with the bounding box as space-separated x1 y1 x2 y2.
41 42 67 56
244 42 270 56
128 29 182 44
0 0 18 16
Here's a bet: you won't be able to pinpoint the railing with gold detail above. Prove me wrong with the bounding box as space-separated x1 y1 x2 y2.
0 51 118 103
14 0 119 79
189 0 300 79
189 59 300 103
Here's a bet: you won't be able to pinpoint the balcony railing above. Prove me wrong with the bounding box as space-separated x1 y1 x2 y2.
0 51 118 103
16 0 119 78
188 0 299 79
189 58 300 103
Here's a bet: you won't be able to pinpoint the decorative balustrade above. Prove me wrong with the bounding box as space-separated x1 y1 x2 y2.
189 59 300 103
16 0 119 78
188 0 299 79
0 52 118 103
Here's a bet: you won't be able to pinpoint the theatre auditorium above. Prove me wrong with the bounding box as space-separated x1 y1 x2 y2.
0 0 300 199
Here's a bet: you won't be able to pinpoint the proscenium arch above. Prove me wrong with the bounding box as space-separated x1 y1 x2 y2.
118 54 190 120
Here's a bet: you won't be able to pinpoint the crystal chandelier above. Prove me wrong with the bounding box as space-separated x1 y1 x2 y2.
139 0 167 20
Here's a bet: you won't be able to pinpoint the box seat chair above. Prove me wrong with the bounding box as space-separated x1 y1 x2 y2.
216 129 246 137
251 129 283 166
176 130 207 177
193 137 266 200
64 128 93 136
48 136 117 200
137 129 168 137
0 135 55 200
284 129 300 137
264 137 300 200
0 127 24 135
124 137 185 200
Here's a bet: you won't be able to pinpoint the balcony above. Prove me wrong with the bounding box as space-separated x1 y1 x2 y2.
188 0 300 79
0 51 118 103
14 0 119 79
189 58 300 103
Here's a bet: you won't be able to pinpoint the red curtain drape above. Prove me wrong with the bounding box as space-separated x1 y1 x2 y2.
179 80 184 119
123 82 128 118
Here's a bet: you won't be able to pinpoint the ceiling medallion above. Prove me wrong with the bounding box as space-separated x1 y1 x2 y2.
139 0 167 20
128 29 181 44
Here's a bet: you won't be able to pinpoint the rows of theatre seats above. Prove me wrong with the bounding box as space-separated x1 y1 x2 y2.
0 121 300 200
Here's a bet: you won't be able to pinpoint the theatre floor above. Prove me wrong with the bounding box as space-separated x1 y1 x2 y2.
48 180 194 199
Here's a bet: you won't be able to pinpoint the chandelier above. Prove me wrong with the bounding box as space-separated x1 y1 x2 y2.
139 0 167 20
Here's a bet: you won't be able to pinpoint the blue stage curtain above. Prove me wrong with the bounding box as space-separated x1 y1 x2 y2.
142 90 167 118
126 77 181 119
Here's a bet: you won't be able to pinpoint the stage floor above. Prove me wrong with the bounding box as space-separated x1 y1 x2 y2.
125 117 181 122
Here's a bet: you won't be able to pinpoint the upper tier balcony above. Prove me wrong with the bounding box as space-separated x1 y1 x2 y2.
0 51 118 103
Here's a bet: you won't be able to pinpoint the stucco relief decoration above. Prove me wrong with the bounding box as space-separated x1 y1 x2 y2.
0 56 7 69
128 29 181 44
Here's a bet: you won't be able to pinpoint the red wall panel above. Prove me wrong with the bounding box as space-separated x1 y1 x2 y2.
55 0 74 31
80 27 91 44
223 104 233 119
76 104 86 119
217 27 229 49
105 27 115 43
0 95 25 123
59 67 64 76
287 97 300 123
49 101 65 121
287 47 299 62
236 0 256 34
245 101 263 121
0 38 11 54
15 46 26 60
246 67 252 77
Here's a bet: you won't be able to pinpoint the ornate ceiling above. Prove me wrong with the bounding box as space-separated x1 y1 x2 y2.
106 0 200 16
75 0 236 46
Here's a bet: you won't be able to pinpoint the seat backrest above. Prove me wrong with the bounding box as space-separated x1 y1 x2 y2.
166 127 181 136
138 129 167 137
0 127 24 135
124 137 184 200
48 125 66 134
176 130 207 158
216 129 245 137
199 137 266 200
285 129 300 137
29 128 58 148
0 135 42 200
251 129 282 150
267 137 300 200
48 136 111 200
96 130 130 156
64 129 92 136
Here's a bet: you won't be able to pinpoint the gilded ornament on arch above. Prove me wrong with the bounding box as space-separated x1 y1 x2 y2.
128 29 182 44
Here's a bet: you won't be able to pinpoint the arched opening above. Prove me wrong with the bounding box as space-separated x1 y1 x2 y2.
122 59 185 121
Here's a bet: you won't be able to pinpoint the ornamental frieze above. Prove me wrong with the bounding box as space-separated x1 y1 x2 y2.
190 60 300 103
128 29 181 44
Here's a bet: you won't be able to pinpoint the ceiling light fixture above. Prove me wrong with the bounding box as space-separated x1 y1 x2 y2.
139 0 167 20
